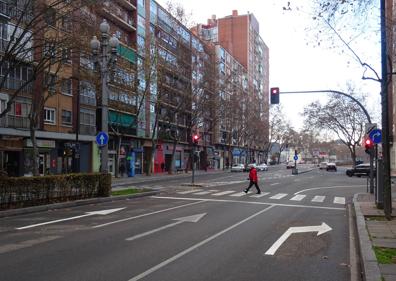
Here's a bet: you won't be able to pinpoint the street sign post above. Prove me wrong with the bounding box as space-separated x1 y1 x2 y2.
369 129 382 144
96 131 109 147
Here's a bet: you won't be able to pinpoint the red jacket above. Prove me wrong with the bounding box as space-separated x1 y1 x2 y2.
249 167 258 182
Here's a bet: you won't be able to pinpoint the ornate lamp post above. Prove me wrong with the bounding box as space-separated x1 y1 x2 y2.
90 19 119 173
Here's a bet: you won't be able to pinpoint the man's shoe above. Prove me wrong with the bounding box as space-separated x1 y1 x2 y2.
244 189 248 194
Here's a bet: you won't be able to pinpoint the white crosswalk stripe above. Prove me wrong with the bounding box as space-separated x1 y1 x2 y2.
194 190 218 195
177 189 203 194
269 193 288 200
290 195 306 201
333 197 346 204
230 192 247 197
212 190 236 196
311 196 326 202
250 192 270 198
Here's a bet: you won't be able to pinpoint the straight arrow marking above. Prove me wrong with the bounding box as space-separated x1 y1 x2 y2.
16 208 125 230
126 213 206 241
264 222 332 255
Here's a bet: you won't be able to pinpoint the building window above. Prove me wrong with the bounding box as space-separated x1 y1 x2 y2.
0 99 6 114
44 108 56 124
61 79 72 96
61 48 72 64
61 110 72 125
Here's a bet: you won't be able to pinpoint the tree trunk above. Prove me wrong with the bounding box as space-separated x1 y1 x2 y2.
30 124 39 176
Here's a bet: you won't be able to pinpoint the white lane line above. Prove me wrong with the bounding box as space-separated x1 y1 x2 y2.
127 205 276 281
177 189 203 194
230 192 246 197
152 196 345 211
294 179 301 182
92 201 204 229
294 185 364 195
312 196 325 203
334 197 346 204
250 192 270 198
270 193 288 200
194 190 218 195
290 195 306 201
212 190 235 196
270 183 280 186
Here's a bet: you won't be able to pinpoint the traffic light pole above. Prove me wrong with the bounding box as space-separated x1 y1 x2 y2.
192 144 195 185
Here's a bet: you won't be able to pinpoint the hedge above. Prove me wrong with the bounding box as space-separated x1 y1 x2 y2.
0 173 111 210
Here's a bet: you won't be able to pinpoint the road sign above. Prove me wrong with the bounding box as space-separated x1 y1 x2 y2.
365 123 377 134
293 155 298 161
96 131 109 146
369 129 382 144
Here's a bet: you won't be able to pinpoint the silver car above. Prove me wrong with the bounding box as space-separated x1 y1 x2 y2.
231 164 245 172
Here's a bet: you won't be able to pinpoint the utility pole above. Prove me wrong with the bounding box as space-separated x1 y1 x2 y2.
380 0 391 219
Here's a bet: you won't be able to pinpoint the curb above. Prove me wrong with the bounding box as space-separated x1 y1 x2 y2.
0 190 159 218
353 193 382 281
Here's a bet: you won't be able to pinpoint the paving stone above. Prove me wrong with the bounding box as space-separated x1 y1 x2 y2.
372 238 396 249
379 264 396 275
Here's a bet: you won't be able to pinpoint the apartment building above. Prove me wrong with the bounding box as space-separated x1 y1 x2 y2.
193 10 270 166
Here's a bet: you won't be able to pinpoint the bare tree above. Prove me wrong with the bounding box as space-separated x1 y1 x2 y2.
303 84 368 165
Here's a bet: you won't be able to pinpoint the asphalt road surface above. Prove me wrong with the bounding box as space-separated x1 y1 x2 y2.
0 165 366 281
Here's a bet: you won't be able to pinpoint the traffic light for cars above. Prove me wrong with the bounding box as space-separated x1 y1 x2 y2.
192 134 199 145
364 137 374 154
270 87 280 104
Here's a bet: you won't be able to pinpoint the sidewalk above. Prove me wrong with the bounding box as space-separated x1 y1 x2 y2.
354 193 396 281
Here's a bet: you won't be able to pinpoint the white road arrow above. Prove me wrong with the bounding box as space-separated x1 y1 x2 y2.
16 208 125 230
126 213 206 242
264 222 332 255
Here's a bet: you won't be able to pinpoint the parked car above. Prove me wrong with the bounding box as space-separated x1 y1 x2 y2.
256 163 268 171
326 162 337 172
346 163 376 177
319 162 328 170
244 163 257 172
286 161 295 169
231 164 245 172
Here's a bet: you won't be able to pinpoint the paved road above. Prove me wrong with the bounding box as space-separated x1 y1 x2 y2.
0 166 365 281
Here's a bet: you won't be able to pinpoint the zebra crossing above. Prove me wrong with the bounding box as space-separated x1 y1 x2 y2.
176 189 346 205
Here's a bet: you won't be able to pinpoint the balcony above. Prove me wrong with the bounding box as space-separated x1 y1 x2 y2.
101 5 136 32
80 95 96 106
79 124 96 136
0 115 30 129
0 76 33 95
116 0 136 11
0 1 33 22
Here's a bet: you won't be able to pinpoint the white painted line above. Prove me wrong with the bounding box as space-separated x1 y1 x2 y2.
334 197 346 204
17 208 126 230
194 190 218 195
152 196 345 211
311 196 325 203
177 189 203 194
127 205 275 281
294 179 301 182
92 201 204 229
270 193 288 200
212 190 235 196
250 192 270 198
230 192 246 197
270 183 280 186
290 195 306 201
294 185 364 195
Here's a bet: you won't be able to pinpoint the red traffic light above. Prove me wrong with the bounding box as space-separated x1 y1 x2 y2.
364 137 374 154
270 87 280 104
193 134 199 144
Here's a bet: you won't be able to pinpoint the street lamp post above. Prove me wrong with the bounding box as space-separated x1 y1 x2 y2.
90 19 119 173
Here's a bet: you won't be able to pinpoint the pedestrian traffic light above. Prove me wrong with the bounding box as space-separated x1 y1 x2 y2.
192 134 199 145
364 137 374 154
270 87 280 104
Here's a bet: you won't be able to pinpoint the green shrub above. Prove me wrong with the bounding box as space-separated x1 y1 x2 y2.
0 173 112 210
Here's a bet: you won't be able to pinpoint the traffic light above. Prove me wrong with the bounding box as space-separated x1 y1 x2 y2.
270 87 280 104
364 137 374 154
192 134 199 145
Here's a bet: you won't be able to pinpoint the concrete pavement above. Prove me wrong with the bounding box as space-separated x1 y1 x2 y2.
354 192 396 281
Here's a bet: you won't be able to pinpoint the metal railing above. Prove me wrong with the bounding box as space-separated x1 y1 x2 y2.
0 115 30 129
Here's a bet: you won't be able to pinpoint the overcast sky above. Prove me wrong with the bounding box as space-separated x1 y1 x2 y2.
156 0 382 131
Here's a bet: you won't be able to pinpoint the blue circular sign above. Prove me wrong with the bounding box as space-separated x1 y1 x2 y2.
369 129 382 144
96 131 109 146
293 155 298 161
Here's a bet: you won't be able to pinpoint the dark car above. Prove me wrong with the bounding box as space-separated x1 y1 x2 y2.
346 163 376 177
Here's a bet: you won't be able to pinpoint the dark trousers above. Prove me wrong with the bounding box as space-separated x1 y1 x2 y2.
246 181 261 193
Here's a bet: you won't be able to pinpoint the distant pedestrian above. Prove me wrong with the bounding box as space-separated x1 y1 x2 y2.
244 165 261 194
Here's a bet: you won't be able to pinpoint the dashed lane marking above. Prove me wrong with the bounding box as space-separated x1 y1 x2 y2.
269 193 288 200
290 195 306 201
311 196 326 203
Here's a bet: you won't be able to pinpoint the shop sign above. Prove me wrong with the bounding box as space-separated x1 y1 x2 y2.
25 139 56 148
